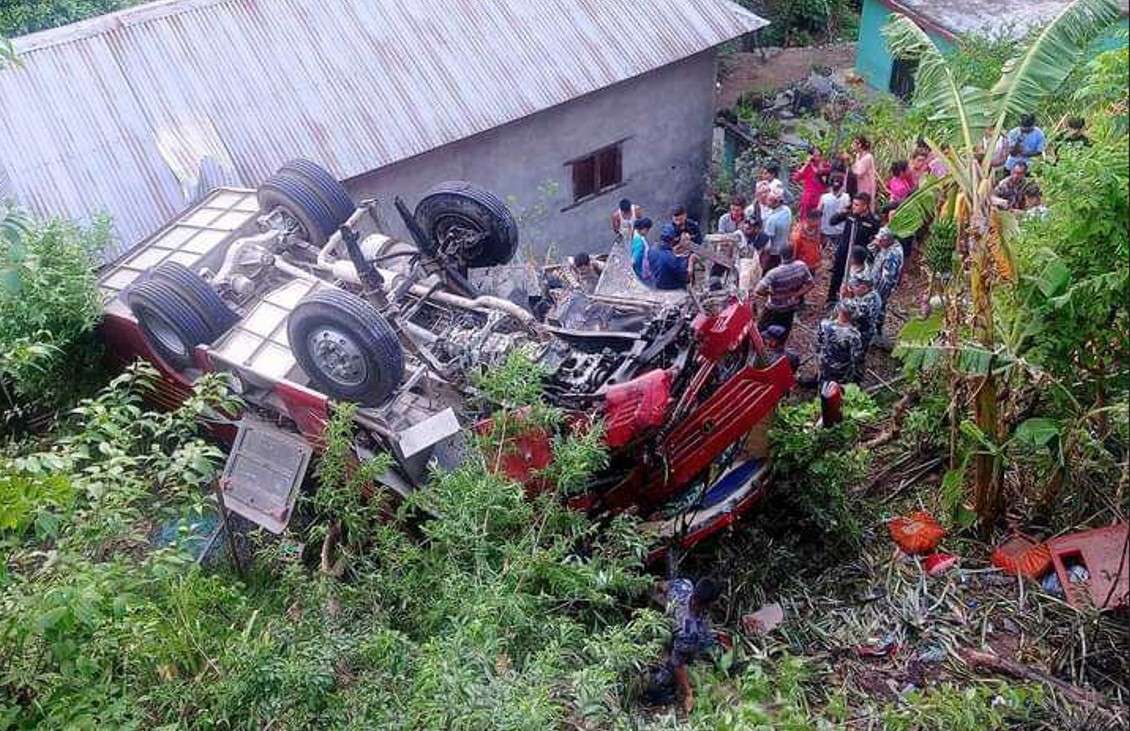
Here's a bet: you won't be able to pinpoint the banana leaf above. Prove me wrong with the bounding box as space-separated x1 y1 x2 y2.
989 0 1125 137
888 175 949 237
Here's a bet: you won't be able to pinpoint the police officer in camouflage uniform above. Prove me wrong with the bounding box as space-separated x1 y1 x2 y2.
842 272 883 352
869 227 904 349
817 301 864 384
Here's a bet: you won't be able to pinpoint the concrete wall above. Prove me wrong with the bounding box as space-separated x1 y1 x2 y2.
854 0 895 91
344 51 718 261
855 0 957 92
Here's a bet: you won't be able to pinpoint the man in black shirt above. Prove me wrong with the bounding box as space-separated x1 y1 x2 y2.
826 192 880 306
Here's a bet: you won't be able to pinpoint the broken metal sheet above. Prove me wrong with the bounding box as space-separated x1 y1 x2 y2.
593 235 689 307
219 419 313 534
395 407 461 460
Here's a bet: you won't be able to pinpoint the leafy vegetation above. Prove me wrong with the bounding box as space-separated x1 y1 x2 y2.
895 99 1129 528
768 385 876 548
0 358 665 729
0 216 108 429
3 350 1083 729
0 0 143 38
737 0 862 47
943 32 1021 89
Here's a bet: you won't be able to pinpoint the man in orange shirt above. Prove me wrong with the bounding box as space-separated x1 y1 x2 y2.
790 209 823 276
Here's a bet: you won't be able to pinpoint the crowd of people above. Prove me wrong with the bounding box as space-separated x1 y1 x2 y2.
594 135 909 386
574 111 1072 391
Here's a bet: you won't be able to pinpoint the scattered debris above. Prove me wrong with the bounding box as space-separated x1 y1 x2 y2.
714 631 735 651
888 511 946 555
960 648 1125 723
741 602 784 634
856 633 899 659
916 645 947 663
991 532 1052 580
1046 523 1129 611
923 552 957 576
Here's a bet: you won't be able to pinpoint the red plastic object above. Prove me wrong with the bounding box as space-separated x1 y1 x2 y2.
692 297 751 361
855 638 899 658
924 552 957 576
991 533 1052 580
820 381 843 427
603 369 672 448
888 511 946 555
1047 523 1129 611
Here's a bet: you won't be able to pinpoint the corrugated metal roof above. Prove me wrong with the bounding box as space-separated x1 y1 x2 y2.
883 0 1128 39
0 0 766 258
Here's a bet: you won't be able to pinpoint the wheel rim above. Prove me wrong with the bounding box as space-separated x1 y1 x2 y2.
146 309 189 358
434 213 486 259
277 207 310 241
306 326 367 388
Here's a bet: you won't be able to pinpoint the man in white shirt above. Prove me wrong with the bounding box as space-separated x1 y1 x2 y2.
760 192 792 272
611 198 643 242
818 176 850 250
760 163 787 203
717 195 746 236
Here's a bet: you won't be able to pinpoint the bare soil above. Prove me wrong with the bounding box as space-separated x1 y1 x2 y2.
716 44 858 110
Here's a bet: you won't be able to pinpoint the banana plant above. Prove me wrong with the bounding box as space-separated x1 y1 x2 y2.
0 204 31 294
880 0 1124 531
885 0 1124 236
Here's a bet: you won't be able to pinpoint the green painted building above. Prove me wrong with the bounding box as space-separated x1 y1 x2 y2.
855 0 1129 98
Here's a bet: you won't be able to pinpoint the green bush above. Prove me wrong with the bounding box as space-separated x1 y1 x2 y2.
944 32 1019 89
768 385 878 548
0 0 144 37
0 357 668 729
0 216 106 420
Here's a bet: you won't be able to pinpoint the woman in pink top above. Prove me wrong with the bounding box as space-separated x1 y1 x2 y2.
851 136 877 211
886 159 916 204
791 148 829 220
